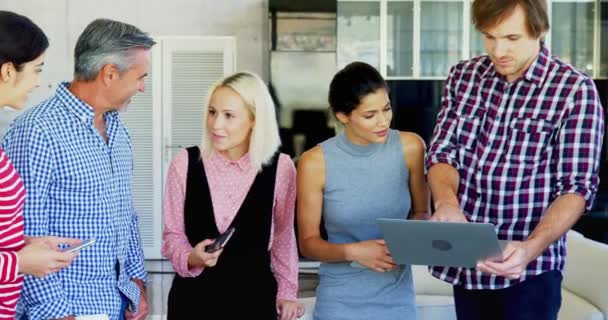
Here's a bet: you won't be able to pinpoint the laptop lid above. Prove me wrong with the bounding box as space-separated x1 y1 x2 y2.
377 218 503 268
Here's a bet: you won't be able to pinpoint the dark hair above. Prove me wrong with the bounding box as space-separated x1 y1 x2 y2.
328 62 388 116
0 11 49 72
472 0 549 38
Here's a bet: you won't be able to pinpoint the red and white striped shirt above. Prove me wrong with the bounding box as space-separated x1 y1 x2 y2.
0 148 26 319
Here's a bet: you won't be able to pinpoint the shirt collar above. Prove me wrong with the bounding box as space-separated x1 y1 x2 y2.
55 81 118 125
480 61 497 79
210 150 252 172
522 44 551 85
481 43 551 86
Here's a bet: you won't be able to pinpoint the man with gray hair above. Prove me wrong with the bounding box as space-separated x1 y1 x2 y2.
3 18 155 320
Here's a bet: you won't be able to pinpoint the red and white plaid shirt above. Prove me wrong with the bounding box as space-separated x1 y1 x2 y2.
426 45 604 290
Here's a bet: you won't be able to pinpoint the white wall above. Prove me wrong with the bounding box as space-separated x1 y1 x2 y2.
0 0 269 137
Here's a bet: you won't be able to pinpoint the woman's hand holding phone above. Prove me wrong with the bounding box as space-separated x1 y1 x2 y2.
18 236 82 278
188 239 223 268
204 227 235 253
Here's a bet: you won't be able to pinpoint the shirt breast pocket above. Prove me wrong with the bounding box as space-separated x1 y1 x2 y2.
55 147 108 193
454 102 486 151
505 117 554 164
456 116 481 150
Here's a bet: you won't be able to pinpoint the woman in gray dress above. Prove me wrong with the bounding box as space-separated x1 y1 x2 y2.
297 62 429 320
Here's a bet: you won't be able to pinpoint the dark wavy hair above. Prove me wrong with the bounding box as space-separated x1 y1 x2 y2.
328 61 388 116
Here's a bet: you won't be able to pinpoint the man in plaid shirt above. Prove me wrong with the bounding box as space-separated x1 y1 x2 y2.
426 0 604 319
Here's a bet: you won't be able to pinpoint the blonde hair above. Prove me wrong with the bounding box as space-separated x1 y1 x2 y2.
200 71 281 172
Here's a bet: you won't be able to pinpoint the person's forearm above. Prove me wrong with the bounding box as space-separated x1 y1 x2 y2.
300 237 353 263
271 243 298 301
427 163 460 208
523 194 585 261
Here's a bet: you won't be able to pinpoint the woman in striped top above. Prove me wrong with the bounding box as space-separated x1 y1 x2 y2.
0 11 80 319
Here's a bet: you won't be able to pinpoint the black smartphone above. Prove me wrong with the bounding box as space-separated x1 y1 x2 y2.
205 227 236 253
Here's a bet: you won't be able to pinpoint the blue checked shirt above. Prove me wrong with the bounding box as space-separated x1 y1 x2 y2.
2 82 147 320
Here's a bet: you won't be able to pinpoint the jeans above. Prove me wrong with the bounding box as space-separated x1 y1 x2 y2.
117 293 129 320
453 270 563 320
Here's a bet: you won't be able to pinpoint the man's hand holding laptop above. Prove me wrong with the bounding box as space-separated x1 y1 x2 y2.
477 241 532 279
429 201 529 279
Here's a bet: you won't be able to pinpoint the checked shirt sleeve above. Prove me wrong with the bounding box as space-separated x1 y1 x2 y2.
125 199 147 282
552 78 604 211
2 123 73 319
426 65 462 171
124 138 147 295
121 199 147 312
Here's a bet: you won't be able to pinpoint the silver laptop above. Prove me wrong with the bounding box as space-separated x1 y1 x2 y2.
377 218 505 268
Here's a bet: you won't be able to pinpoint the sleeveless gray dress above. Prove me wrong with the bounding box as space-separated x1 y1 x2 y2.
314 129 417 320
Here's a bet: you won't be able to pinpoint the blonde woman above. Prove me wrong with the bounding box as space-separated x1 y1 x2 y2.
162 72 304 319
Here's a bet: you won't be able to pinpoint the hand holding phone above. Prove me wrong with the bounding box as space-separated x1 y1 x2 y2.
205 228 235 253
64 238 96 254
